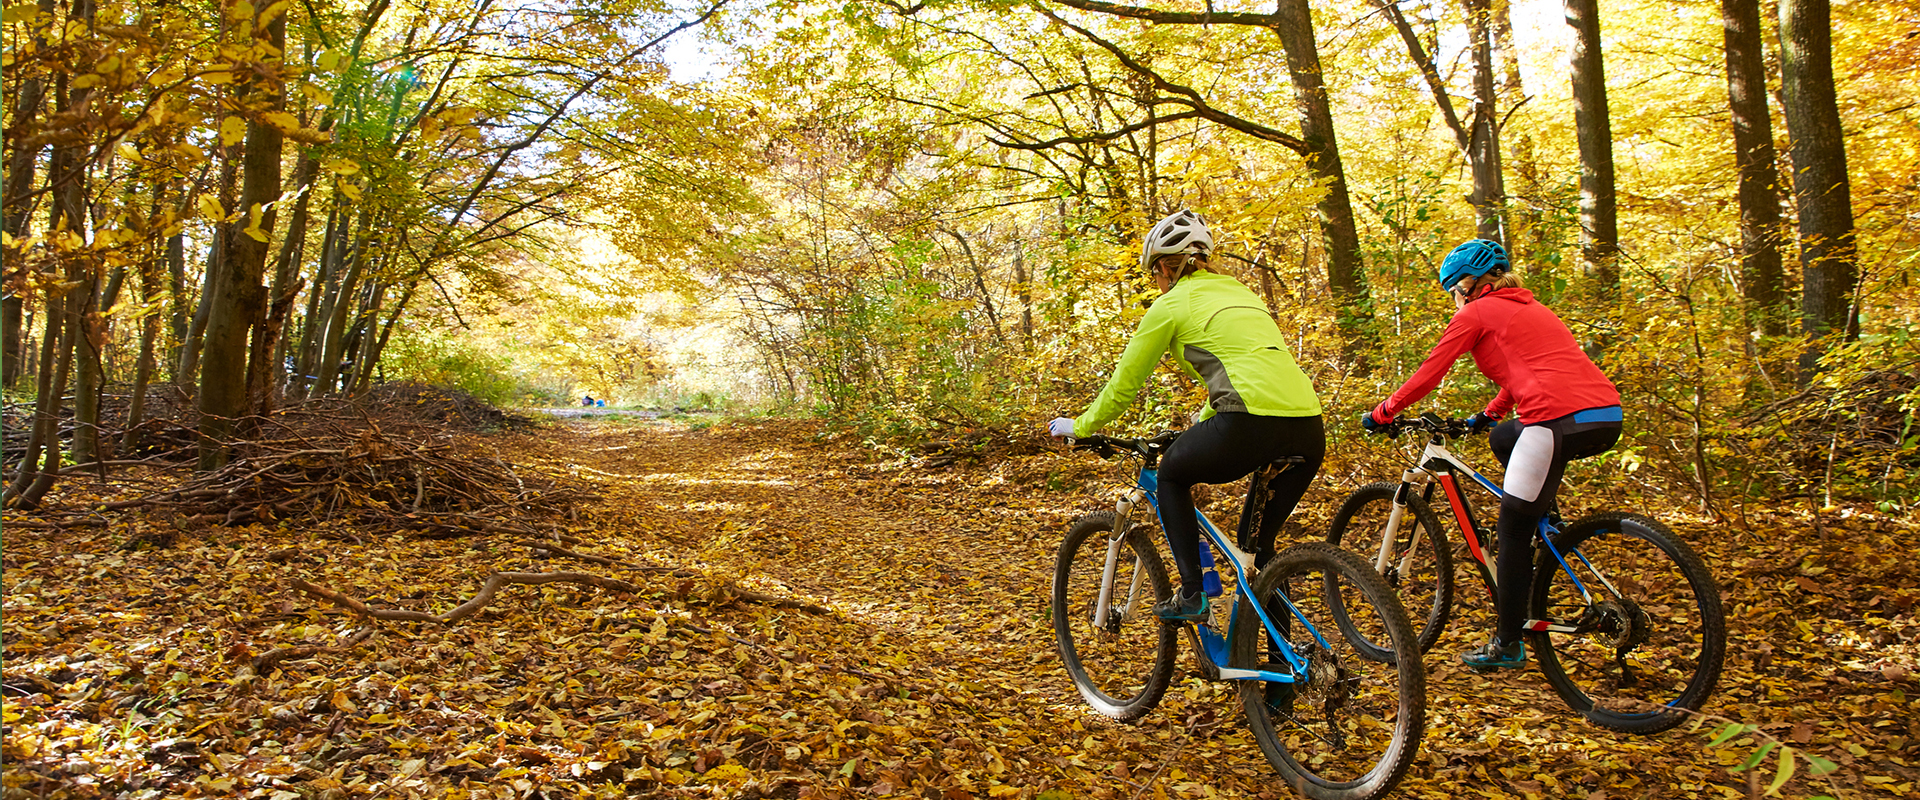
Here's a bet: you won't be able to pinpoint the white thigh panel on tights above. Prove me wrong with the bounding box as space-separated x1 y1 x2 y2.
1504 425 1556 503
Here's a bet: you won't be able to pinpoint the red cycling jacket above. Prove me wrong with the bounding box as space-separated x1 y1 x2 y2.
1374 288 1619 425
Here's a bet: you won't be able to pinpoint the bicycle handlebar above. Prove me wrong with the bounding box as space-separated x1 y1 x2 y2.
1066 430 1182 461
1372 411 1485 440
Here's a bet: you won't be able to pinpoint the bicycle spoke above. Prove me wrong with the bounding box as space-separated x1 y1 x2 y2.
1530 514 1724 733
1327 483 1454 654
1232 542 1424 798
1053 513 1178 721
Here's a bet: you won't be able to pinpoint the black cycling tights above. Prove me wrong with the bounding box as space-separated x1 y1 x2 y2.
1157 412 1326 595
1487 415 1621 643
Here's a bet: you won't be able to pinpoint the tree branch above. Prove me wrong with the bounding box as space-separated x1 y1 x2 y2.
1038 9 1311 155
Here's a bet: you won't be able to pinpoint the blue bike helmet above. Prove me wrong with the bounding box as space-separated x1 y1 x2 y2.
1436 238 1510 291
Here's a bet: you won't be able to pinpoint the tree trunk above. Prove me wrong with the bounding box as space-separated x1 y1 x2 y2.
1465 0 1507 242
244 156 318 423
1273 0 1370 354
1722 0 1788 337
292 202 344 397
1012 240 1033 350
1564 0 1619 300
6 274 76 508
943 228 1004 343
1 292 19 390
1777 0 1857 371
71 271 105 466
1 0 59 391
6 285 61 502
1491 0 1546 267
124 253 162 453
197 5 287 470
353 282 415 395
179 154 238 395
311 210 376 397
165 222 187 385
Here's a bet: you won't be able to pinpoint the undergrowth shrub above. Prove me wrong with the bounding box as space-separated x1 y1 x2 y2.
382 329 519 407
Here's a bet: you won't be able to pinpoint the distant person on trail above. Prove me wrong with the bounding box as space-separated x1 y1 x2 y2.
1360 237 1622 671
1045 210 1326 624
596 399 605 408
583 395 594 407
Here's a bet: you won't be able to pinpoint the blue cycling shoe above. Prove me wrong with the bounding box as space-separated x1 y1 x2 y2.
1460 637 1527 671
1154 590 1209 623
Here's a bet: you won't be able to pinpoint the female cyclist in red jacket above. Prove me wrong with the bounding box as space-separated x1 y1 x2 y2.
1362 239 1622 670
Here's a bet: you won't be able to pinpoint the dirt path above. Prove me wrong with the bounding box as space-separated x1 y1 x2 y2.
3 416 1911 799
537 417 1912 800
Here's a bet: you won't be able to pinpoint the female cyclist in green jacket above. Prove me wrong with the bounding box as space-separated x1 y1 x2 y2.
1048 210 1325 621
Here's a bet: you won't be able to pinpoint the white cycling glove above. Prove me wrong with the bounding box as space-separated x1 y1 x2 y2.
1048 417 1077 438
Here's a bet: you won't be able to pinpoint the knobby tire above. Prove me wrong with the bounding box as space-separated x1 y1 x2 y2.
1328 482 1455 654
1232 542 1426 800
1051 512 1178 721
1527 512 1726 734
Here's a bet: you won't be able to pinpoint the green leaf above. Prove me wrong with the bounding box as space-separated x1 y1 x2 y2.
1707 722 1749 747
1764 746 1795 796
1733 740 1779 772
1806 754 1839 776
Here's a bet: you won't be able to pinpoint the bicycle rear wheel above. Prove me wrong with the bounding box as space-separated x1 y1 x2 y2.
1327 482 1454 653
1528 512 1725 734
1232 542 1425 800
1052 511 1178 720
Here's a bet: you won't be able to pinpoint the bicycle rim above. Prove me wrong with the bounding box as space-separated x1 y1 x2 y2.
1328 483 1453 654
1234 542 1425 800
1529 512 1725 734
1051 512 1178 721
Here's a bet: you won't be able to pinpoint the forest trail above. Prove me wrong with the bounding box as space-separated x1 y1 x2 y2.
3 417 1914 799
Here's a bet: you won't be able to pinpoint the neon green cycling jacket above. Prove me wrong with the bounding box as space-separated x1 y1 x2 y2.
1072 271 1322 438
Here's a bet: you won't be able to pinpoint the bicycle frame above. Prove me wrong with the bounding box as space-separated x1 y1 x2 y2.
1093 462 1322 683
1390 430 1622 634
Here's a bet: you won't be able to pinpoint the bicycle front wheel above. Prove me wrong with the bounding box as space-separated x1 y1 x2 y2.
1327 482 1454 653
1232 542 1425 800
1528 512 1725 734
1051 511 1178 721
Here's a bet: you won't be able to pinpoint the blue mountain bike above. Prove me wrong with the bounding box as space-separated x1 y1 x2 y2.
1051 431 1425 800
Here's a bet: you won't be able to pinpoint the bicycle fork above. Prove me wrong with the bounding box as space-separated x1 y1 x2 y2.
1092 489 1148 629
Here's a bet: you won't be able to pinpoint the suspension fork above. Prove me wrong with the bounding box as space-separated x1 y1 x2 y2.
1374 467 1433 575
1093 488 1147 626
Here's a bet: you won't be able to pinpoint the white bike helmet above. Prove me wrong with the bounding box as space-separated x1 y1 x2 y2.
1139 210 1215 272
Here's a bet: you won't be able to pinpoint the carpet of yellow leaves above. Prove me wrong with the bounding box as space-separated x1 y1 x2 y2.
3 416 1915 799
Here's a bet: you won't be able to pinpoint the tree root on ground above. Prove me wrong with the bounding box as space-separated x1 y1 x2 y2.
251 625 378 674
714 581 832 615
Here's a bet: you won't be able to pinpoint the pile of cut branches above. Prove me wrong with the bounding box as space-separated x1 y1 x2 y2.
359 381 535 432
1727 362 1920 502
98 424 593 534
